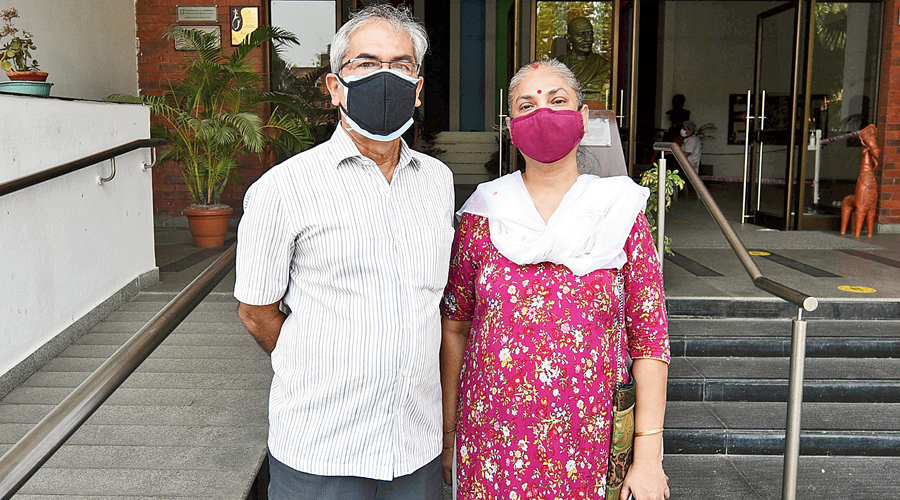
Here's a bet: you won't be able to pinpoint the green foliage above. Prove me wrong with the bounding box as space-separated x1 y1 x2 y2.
108 26 312 207
269 48 336 148
638 165 685 255
0 7 39 72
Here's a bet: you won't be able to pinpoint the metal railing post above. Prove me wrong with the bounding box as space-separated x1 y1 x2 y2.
657 152 667 266
782 309 808 500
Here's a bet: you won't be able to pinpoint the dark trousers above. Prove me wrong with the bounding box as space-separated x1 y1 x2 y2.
267 451 443 500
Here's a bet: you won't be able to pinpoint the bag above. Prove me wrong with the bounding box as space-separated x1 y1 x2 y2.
606 270 635 500
606 379 635 498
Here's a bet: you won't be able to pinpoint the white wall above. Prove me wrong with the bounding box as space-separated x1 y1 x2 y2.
0 0 138 99
0 94 155 377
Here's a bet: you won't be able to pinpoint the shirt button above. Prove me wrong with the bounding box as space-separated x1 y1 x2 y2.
402 370 409 377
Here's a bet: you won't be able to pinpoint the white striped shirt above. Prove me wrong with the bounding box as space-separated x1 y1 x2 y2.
234 126 455 480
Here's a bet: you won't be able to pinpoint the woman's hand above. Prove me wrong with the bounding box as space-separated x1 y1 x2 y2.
619 459 669 500
441 444 454 485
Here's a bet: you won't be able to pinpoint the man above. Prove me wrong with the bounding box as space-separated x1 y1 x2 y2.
556 16 611 104
234 5 453 499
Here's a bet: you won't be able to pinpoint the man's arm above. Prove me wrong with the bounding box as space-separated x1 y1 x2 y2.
238 302 286 354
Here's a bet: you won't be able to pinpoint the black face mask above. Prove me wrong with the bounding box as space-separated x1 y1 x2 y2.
336 69 419 141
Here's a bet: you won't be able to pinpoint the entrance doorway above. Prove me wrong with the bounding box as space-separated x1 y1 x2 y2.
743 1 807 230
642 0 884 230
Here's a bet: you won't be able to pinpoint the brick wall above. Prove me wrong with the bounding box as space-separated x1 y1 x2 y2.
878 0 900 231
136 0 268 217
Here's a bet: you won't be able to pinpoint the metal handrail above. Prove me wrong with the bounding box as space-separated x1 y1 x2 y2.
654 141 814 500
653 142 817 312
0 138 166 197
0 244 236 500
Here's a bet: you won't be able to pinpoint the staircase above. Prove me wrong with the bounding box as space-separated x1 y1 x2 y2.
663 312 900 498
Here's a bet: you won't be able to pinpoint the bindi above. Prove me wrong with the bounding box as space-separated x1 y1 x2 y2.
536 89 542 94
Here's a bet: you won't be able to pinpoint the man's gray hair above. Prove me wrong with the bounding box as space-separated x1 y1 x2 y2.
508 59 584 111
330 4 428 74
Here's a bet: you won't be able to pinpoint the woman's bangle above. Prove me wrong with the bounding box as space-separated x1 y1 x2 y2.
443 428 456 434
634 427 664 437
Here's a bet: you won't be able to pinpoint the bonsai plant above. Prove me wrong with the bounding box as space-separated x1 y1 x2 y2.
109 26 312 247
0 7 52 95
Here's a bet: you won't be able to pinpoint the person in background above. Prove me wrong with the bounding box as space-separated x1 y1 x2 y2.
681 119 701 173
440 59 670 500
234 5 453 499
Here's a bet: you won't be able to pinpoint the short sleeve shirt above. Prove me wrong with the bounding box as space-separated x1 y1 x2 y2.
234 126 455 480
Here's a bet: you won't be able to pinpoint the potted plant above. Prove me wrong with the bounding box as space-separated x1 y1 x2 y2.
639 164 685 255
0 7 51 96
109 26 311 247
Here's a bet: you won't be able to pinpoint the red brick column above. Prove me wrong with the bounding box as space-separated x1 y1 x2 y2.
877 0 900 231
136 0 268 218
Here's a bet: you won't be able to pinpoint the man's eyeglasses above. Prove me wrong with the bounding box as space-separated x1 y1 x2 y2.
340 58 419 77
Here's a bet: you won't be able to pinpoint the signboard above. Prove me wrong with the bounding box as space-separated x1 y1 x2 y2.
230 7 259 46
176 6 218 22
581 115 612 147
174 26 221 51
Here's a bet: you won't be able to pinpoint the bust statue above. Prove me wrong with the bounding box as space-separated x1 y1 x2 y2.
556 17 611 104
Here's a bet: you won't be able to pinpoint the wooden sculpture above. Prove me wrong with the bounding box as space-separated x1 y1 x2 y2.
841 124 881 237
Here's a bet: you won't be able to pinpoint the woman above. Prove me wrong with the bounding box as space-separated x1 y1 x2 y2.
440 59 670 500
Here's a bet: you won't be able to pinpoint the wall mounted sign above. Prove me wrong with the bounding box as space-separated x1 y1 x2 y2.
176 6 218 23
230 7 259 46
174 26 221 50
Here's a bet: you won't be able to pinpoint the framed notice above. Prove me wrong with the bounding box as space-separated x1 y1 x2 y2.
176 6 218 22
230 7 260 45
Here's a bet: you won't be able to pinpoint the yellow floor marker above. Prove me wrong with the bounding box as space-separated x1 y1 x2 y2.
749 251 771 256
838 286 876 293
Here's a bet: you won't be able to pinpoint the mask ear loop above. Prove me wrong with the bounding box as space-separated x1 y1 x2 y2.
334 74 355 134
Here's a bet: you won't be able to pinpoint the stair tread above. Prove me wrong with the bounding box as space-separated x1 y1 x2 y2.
669 318 900 337
665 401 900 432
660 455 900 498
668 357 900 380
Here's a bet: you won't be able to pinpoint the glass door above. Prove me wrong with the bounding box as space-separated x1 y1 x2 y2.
744 1 808 230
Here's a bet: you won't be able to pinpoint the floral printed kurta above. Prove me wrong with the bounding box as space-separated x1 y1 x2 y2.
441 212 670 500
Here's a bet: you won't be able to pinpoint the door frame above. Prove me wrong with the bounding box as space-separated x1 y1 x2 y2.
747 0 814 230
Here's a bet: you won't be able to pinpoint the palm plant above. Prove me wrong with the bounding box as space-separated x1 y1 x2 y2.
269 48 337 148
110 26 311 207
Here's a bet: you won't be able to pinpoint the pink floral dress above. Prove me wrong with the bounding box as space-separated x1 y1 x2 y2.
441 212 670 500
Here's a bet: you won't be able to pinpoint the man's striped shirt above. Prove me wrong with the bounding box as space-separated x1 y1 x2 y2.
234 126 455 480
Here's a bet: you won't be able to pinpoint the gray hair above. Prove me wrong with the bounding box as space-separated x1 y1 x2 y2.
329 4 429 74
508 59 584 111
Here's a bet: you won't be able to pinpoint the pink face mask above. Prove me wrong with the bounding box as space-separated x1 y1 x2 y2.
508 107 585 164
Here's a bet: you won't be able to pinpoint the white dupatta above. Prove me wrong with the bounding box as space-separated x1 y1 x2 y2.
458 171 649 275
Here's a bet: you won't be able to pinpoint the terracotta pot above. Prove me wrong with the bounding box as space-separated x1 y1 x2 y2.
6 71 49 82
183 206 233 248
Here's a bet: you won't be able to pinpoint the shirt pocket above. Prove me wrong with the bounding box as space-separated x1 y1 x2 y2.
408 225 454 292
